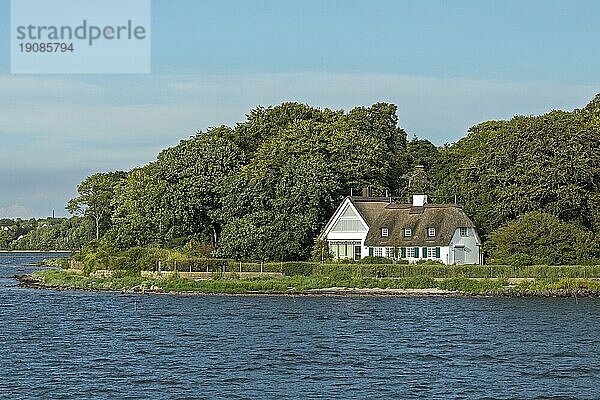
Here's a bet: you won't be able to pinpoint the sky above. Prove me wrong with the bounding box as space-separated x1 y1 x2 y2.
1 0 600 218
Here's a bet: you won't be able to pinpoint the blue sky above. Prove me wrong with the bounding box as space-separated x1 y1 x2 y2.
1 0 600 218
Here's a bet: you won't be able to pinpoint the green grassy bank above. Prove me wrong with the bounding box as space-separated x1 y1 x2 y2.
25 269 600 296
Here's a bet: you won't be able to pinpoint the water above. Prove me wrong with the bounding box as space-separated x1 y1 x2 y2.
1 254 599 399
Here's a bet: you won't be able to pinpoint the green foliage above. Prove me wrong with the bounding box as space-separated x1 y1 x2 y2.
66 96 600 263
437 277 507 292
487 211 599 265
217 102 408 261
0 229 12 250
30 269 600 295
515 278 600 292
438 102 600 236
359 256 389 264
414 259 445 266
280 262 316 276
104 128 245 249
2 217 93 251
310 238 333 262
67 171 127 240
407 138 440 171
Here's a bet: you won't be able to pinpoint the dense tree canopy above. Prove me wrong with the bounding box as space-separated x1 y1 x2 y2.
0 217 93 251
486 211 599 266
432 96 600 238
65 96 600 265
106 128 245 249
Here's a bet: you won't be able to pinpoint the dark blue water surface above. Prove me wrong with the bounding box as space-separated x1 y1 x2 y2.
1 253 599 399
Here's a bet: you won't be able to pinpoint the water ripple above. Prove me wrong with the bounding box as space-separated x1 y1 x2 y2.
1 256 600 399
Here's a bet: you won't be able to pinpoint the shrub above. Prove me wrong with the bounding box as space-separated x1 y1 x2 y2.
359 256 389 264
281 262 317 276
487 212 599 265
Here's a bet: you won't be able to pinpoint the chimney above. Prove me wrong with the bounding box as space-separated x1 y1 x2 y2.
412 194 428 207
361 187 372 198
407 165 429 205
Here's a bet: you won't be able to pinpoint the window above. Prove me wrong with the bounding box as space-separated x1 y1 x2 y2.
427 247 436 258
459 227 468 237
381 227 389 237
329 241 360 259
406 247 415 257
404 228 412 237
428 227 436 237
385 247 394 258
331 206 365 232
374 247 383 257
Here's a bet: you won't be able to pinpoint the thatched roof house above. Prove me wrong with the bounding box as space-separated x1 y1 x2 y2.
321 191 482 265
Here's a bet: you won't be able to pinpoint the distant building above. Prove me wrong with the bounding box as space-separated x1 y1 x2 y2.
321 185 482 265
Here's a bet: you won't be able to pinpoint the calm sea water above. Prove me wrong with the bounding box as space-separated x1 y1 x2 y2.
0 253 599 399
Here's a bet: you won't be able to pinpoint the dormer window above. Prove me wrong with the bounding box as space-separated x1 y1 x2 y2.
404 228 412 237
459 227 468 236
381 228 389 237
428 227 436 237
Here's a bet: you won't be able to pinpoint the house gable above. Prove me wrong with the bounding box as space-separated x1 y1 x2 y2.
330 205 367 233
322 198 369 237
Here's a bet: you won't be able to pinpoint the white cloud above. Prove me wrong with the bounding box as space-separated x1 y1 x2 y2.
1 72 597 145
0 72 598 217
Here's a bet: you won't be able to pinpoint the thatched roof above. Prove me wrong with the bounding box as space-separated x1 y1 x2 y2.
349 197 475 247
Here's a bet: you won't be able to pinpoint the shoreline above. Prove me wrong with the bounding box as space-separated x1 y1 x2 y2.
16 274 600 298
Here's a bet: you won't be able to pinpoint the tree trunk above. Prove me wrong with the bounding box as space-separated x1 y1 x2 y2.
211 224 221 247
94 216 100 240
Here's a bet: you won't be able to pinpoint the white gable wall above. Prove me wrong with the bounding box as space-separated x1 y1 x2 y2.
448 227 481 265
323 199 370 259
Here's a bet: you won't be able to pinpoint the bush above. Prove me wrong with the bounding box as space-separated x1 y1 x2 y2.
487 212 599 265
415 259 445 266
359 256 389 264
281 262 316 276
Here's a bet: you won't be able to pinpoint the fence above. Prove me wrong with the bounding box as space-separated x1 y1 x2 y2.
151 259 600 279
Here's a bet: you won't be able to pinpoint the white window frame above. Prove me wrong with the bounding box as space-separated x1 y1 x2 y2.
459 227 468 237
427 247 436 258
404 228 412 237
385 247 394 258
381 227 389 237
406 247 415 258
428 227 436 237
374 247 383 257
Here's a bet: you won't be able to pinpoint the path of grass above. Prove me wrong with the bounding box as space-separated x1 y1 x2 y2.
26 269 600 296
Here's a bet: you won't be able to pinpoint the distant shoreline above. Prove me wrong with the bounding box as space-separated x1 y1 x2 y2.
16 273 600 298
0 250 71 253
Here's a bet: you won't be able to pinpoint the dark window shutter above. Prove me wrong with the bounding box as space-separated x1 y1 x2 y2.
435 247 440 258
369 247 374 257
414 247 419 258
401 247 406 258
423 247 427 257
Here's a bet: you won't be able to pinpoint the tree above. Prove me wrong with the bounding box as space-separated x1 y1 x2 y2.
441 100 600 237
0 229 12 250
217 103 410 261
155 127 245 246
67 171 127 240
104 128 245 249
218 120 341 261
407 137 439 171
486 211 599 265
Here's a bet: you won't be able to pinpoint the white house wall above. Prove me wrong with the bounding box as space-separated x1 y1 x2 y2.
448 227 481 265
324 199 370 259
439 246 451 265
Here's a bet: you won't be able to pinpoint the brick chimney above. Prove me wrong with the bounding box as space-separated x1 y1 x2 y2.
361 187 372 198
